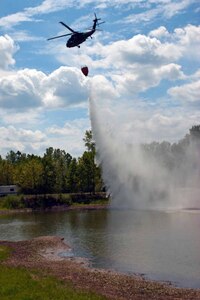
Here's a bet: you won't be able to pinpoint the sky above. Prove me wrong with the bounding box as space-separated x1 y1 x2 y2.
0 0 200 157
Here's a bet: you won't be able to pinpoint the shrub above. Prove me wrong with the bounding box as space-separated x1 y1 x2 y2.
1 195 25 209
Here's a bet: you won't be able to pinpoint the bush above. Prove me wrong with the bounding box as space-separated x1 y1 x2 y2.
70 192 107 204
0 193 107 210
1 195 26 209
20 194 72 209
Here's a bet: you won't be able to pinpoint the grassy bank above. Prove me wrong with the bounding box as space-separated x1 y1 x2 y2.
0 245 106 300
1 237 200 300
0 193 108 211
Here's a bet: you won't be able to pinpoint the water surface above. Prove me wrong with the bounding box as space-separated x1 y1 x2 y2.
0 209 200 288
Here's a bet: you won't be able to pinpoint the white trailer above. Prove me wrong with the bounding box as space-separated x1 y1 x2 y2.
0 185 18 196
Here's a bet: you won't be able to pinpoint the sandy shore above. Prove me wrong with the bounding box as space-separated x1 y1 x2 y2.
1 236 200 300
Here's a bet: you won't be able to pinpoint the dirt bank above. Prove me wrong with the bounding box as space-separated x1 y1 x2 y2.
1 236 200 300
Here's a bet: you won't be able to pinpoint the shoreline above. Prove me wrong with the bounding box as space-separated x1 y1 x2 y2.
1 236 200 300
0 203 108 215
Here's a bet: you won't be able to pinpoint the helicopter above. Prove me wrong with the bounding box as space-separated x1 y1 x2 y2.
47 13 105 48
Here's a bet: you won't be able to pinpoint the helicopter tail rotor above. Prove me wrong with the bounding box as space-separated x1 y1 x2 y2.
93 13 101 21
93 13 105 30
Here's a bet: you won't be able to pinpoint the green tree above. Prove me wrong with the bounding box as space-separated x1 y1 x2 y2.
78 151 96 193
53 149 70 193
0 129 104 195
42 147 56 193
67 158 78 192
14 157 43 194
6 150 26 164
0 160 14 185
83 130 96 153
78 130 103 193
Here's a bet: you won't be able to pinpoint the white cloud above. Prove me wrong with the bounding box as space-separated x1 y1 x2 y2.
0 17 199 157
148 25 200 61
26 0 72 15
123 7 162 25
0 126 46 155
120 0 198 25
0 118 90 157
111 63 184 96
3 22 197 116
83 33 185 95
0 54 90 155
188 69 200 80
0 12 33 28
162 0 197 19
100 25 200 68
9 30 43 42
46 118 90 156
43 66 89 108
85 34 181 75
0 35 18 69
0 0 197 29
154 63 184 81
1 23 199 116
90 75 119 100
173 24 200 61
0 68 45 110
0 55 89 112
48 24 199 73
0 0 73 28
48 118 88 136
149 26 170 39
168 80 200 104
0 0 97 29
1 110 43 126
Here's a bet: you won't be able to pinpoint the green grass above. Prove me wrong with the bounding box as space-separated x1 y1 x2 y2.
0 246 106 300
0 267 106 300
72 199 109 206
0 246 11 261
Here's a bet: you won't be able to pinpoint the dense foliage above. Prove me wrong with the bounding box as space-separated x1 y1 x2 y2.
0 130 103 195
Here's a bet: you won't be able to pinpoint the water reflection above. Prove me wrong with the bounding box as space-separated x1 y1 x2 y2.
0 209 200 288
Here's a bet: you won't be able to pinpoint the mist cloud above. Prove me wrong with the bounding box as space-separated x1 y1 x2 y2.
90 81 200 210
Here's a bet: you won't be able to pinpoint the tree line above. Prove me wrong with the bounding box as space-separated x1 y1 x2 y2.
1 125 199 196
0 130 104 195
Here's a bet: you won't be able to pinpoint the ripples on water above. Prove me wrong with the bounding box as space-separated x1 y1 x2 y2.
0 209 200 288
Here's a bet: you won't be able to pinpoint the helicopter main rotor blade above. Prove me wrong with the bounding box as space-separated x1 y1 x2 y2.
59 22 77 33
47 33 72 41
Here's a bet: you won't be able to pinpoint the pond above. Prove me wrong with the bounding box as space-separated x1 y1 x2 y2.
0 208 200 288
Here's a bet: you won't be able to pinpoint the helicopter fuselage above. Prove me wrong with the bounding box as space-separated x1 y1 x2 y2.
47 14 104 48
66 30 95 48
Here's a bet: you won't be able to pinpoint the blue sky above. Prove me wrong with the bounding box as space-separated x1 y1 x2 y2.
0 0 200 157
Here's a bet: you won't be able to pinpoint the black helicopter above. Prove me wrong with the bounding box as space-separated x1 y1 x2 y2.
47 13 105 48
